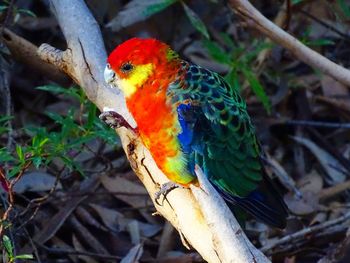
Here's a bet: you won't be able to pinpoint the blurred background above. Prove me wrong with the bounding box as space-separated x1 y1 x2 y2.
1 0 350 262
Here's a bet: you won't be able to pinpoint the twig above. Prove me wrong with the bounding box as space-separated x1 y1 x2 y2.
255 0 289 71
319 180 350 201
1 28 70 86
284 120 350 129
20 173 100 254
228 0 350 86
299 9 350 41
0 159 32 238
261 211 350 253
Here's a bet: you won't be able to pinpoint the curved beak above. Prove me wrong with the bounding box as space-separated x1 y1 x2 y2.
104 63 116 84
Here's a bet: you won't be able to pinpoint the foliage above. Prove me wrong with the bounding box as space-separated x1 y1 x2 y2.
0 85 118 259
0 0 36 24
203 36 273 113
1 85 118 177
107 0 210 38
2 235 33 263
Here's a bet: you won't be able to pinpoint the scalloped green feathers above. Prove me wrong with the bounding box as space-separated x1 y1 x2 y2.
168 62 288 228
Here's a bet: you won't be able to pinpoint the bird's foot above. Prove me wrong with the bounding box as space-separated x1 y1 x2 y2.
155 182 185 206
99 110 137 133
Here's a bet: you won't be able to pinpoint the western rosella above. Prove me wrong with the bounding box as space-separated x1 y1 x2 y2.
101 38 288 228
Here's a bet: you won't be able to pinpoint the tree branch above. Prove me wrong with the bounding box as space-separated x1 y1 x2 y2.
1 28 70 86
228 0 350 87
36 0 269 262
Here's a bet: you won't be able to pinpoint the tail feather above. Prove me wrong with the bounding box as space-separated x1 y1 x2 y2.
212 170 288 229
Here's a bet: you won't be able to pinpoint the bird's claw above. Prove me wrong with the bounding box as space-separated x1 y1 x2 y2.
99 110 137 133
155 182 184 206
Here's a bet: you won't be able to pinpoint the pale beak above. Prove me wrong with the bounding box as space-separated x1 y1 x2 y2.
104 63 116 84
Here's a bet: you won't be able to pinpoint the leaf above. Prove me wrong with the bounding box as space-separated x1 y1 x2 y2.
86 103 97 129
45 111 64 123
292 0 306 5
182 2 209 39
36 85 81 101
242 68 271 114
0 148 15 162
100 175 150 208
12 172 62 193
0 115 14 123
16 145 24 162
0 6 8 12
202 40 230 64
292 136 346 184
2 235 13 257
120 243 143 263
106 0 178 31
143 0 178 17
13 254 34 260
32 157 43 168
225 69 240 91
308 38 335 47
8 165 22 178
338 0 350 18
18 8 36 17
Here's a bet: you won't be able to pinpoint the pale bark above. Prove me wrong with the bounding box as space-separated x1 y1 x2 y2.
37 0 270 262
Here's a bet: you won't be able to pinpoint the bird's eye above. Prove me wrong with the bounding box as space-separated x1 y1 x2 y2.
121 62 134 73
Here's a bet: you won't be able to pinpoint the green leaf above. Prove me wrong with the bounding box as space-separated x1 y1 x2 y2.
9 165 22 178
86 103 97 129
220 33 235 48
182 2 209 39
36 85 81 101
337 0 350 18
0 115 14 123
202 40 230 64
18 8 36 17
308 38 335 47
45 111 64 123
225 69 240 92
0 148 15 162
242 68 271 114
291 0 305 5
39 138 49 147
2 235 13 257
107 0 178 31
0 6 8 12
14 254 34 260
16 145 24 162
143 0 178 17
32 156 43 168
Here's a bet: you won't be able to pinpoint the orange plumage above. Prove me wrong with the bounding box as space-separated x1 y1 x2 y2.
107 38 195 184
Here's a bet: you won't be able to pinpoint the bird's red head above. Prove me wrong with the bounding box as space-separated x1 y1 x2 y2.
105 38 179 97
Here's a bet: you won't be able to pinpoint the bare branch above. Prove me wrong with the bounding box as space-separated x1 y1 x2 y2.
228 0 350 87
261 211 350 253
1 28 70 86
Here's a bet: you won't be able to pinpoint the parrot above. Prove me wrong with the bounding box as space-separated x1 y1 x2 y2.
101 38 288 228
